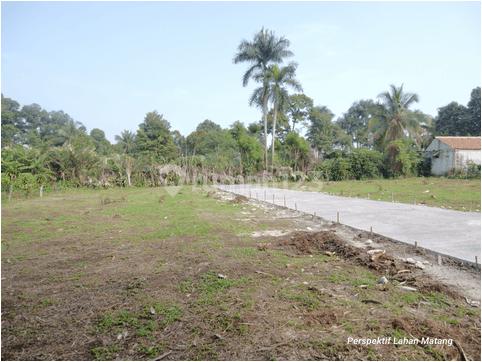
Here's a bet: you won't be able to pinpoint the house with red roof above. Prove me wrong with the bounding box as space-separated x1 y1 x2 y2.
425 137 481 175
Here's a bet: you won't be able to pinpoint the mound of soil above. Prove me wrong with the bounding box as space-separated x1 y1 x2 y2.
231 195 249 203
280 231 360 258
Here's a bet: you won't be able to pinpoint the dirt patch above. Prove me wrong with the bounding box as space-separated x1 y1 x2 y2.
1 187 480 361
230 195 249 203
279 231 360 257
304 308 343 327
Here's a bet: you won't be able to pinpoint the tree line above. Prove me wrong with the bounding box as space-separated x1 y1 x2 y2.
2 27 480 196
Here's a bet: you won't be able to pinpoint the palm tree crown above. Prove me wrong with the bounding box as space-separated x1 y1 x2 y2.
115 130 136 154
367 84 425 147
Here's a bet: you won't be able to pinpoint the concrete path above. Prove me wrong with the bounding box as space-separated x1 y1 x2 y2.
215 184 481 264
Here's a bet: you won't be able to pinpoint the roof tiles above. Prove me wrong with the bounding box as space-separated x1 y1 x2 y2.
436 137 481 150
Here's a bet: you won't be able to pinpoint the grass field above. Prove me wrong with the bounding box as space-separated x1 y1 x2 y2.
1 185 481 360
275 177 481 212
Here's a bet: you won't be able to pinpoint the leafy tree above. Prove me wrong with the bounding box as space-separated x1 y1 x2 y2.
433 102 469 136
233 27 294 169
434 87 481 137
286 93 314 132
90 128 112 156
307 106 351 160
115 130 137 154
337 99 375 148
136 111 178 162
40 110 73 141
367 84 426 170
264 108 291 141
230 121 263 173
186 129 209 155
196 120 222 133
467 86 481 135
283 132 311 172
1 94 23 146
171 130 187 157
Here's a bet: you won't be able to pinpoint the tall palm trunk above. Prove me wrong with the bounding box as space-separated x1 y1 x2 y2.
263 84 268 170
271 100 279 167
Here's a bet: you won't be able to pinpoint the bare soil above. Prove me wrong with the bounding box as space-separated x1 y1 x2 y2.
1 187 480 361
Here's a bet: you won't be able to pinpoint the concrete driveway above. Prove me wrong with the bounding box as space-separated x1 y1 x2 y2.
216 184 481 264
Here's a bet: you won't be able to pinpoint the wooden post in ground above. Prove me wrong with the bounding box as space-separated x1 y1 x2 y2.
337 212 340 223
415 241 418 248
295 203 297 211
284 195 286 207
273 194 275 204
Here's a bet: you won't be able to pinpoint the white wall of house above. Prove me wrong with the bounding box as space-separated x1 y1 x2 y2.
426 139 453 175
454 149 481 169
426 139 481 175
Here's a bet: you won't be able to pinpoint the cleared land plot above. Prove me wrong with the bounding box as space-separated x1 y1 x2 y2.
268 177 481 212
1 187 481 361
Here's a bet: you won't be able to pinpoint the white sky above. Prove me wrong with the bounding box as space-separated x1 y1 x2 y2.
2 1 480 143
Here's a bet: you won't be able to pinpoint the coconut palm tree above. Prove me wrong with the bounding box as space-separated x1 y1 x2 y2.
367 84 426 168
56 120 87 145
115 130 136 154
233 27 294 169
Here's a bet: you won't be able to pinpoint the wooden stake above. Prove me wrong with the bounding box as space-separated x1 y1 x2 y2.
295 203 297 211
273 194 275 204
337 212 340 223
415 241 418 248
284 195 286 207
314 212 317 216
370 227 373 233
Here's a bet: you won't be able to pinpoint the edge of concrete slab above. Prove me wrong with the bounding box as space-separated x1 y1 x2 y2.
213 185 481 271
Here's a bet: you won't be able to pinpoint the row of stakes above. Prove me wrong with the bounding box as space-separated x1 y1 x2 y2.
244 188 480 268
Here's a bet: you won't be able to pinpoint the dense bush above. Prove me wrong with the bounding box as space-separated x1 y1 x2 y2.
315 149 386 181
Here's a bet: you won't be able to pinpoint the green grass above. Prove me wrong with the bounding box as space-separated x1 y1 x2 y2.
277 177 481 212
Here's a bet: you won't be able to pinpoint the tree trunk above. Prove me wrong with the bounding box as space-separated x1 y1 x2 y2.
126 172 131 187
263 85 268 171
271 101 278 167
